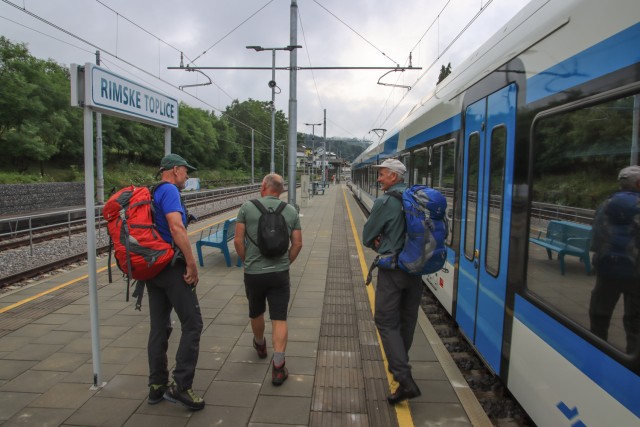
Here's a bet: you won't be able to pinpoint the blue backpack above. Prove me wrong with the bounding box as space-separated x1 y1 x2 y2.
591 191 640 278
366 186 448 284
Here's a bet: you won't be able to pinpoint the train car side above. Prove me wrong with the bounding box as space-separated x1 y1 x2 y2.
351 0 640 425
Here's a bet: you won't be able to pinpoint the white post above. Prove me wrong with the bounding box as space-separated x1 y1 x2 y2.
164 127 171 155
84 105 103 389
95 51 104 204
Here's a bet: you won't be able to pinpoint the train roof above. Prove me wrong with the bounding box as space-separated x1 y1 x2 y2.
354 0 626 167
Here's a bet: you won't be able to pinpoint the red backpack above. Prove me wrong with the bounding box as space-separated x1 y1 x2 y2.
103 183 175 284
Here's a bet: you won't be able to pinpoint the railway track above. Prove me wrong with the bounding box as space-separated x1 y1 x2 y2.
0 187 261 288
0 186 261 252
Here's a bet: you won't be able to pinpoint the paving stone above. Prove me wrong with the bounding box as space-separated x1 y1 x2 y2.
251 395 311 425
0 391 40 421
204 380 261 407
0 369 67 393
216 361 270 383
187 405 252 426
31 352 90 372
2 407 74 427
0 360 37 380
260 374 314 398
5 343 64 362
95 374 147 400
29 382 96 409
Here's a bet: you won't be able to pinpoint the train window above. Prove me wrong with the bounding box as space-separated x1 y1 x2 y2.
464 133 481 261
527 92 640 354
432 140 455 246
369 166 377 195
485 126 506 276
412 149 428 186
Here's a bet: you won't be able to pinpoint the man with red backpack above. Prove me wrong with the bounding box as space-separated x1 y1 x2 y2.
146 154 204 410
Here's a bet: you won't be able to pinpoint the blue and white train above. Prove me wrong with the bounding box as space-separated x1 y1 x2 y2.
350 0 640 425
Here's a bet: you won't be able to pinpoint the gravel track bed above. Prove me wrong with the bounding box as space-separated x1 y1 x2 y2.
0 197 252 290
420 288 534 426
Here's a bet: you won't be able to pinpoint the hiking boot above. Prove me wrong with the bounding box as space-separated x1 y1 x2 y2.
387 377 421 405
148 383 169 404
272 362 288 386
164 384 205 411
253 337 267 359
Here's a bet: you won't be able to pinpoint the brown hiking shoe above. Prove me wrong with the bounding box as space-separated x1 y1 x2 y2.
272 362 288 386
253 337 268 359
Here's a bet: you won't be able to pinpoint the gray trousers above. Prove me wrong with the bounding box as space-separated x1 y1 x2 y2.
146 262 203 390
374 268 423 384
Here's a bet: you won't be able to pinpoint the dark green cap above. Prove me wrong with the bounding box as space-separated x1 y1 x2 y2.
160 153 197 171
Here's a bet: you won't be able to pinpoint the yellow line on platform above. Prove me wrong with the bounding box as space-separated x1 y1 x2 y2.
342 188 415 427
0 266 109 314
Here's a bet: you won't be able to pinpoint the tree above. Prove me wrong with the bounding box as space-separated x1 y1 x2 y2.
437 62 452 84
224 99 288 174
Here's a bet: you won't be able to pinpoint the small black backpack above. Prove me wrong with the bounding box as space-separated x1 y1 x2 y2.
247 199 290 258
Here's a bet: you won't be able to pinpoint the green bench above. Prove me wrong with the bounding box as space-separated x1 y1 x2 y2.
196 217 242 267
529 220 592 275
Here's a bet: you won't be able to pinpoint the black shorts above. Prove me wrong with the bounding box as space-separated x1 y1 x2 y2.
244 270 290 321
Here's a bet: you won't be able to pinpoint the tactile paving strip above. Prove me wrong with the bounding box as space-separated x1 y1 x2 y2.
310 192 398 427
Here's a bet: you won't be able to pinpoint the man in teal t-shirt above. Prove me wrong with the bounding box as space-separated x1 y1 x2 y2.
234 173 302 386
362 158 422 405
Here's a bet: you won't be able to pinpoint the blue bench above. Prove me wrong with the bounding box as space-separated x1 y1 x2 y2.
196 217 241 267
529 220 592 275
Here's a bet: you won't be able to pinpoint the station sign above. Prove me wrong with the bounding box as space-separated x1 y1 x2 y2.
71 63 178 128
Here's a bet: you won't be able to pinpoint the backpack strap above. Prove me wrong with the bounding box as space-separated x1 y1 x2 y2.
386 190 403 202
365 252 399 285
131 280 145 311
274 201 287 214
246 199 266 248
250 198 269 214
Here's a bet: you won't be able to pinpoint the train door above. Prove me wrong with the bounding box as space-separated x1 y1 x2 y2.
456 83 516 374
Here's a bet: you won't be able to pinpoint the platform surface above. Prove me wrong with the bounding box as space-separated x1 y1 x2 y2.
0 184 489 427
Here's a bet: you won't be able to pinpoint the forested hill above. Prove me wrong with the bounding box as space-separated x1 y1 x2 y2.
0 36 368 182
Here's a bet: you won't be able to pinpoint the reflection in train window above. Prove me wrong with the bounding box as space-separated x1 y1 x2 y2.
432 141 455 246
412 149 428 186
527 92 640 354
465 133 480 261
485 127 506 276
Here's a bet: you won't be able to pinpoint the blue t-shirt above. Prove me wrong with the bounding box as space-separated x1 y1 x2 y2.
153 182 186 243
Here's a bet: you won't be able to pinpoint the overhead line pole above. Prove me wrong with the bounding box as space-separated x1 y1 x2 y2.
288 0 298 207
322 109 327 187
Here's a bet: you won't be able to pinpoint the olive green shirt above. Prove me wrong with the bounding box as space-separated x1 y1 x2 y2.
237 196 301 274
362 182 407 254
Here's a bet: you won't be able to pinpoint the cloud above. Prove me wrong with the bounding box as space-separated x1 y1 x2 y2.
0 0 530 139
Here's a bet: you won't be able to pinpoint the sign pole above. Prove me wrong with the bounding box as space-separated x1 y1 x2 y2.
83 104 103 389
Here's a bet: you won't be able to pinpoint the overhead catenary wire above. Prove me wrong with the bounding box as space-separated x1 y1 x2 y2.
188 0 275 66
311 0 400 67
371 0 499 133
0 0 276 146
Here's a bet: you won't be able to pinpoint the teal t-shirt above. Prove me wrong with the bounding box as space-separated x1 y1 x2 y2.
362 182 407 254
237 196 301 274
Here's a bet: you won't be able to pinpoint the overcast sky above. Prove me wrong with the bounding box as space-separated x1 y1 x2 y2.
1 0 530 142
